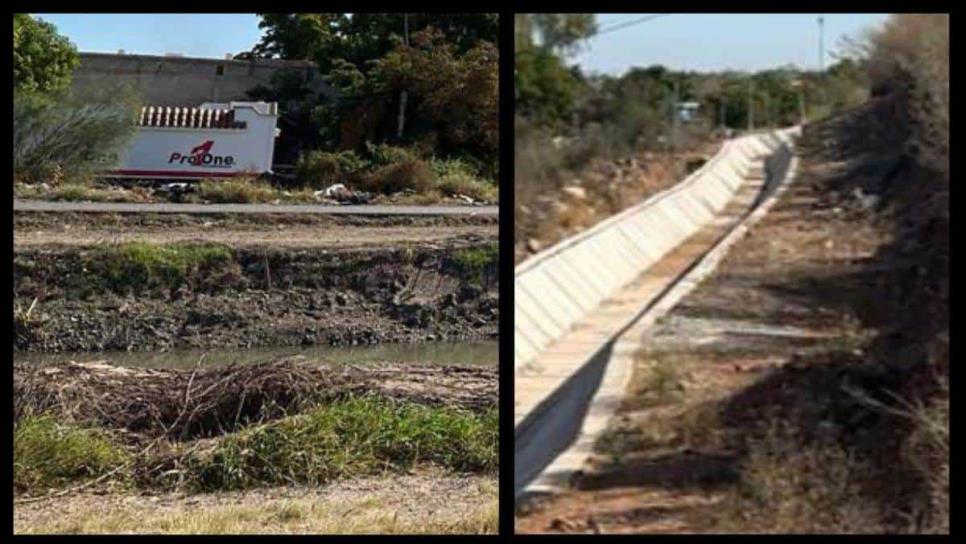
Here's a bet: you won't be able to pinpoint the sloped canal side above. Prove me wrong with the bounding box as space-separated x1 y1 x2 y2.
14 240 498 352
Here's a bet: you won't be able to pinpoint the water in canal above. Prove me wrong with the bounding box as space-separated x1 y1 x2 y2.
14 341 498 370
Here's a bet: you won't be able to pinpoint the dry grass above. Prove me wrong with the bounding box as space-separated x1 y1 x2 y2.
14 182 152 203
15 477 498 535
196 177 279 204
17 495 497 535
632 352 686 408
908 394 948 533
435 172 498 202
712 423 884 534
845 378 949 533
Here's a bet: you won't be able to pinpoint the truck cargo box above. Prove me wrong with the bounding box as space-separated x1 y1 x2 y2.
104 101 279 180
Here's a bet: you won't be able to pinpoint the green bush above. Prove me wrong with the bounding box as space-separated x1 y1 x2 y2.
14 414 128 492
94 242 235 295
452 244 499 285
14 14 79 95
429 157 478 178
13 87 140 184
185 397 497 491
365 142 423 167
294 149 367 188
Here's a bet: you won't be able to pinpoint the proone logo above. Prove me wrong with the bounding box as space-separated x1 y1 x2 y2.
168 140 235 168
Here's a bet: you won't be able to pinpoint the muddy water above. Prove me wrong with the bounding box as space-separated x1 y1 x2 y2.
13 341 498 370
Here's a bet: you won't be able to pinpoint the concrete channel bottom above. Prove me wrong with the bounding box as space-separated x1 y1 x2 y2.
515 160 771 499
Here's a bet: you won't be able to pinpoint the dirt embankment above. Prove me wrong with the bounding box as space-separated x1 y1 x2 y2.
516 99 948 534
14 238 498 352
14 358 498 529
514 142 721 265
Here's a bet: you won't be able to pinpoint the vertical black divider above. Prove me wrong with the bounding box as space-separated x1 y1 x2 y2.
497 8 516 538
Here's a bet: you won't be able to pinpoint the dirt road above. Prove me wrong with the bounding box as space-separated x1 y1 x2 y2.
14 199 498 216
14 222 496 250
14 211 497 250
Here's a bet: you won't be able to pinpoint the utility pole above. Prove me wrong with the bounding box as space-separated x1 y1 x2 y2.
671 79 680 151
397 13 410 140
818 15 825 72
747 78 754 132
762 91 770 128
792 79 807 125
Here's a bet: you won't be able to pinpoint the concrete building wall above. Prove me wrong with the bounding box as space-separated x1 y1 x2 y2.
71 52 331 106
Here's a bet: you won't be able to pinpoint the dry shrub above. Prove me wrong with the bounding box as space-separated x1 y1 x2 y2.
713 423 884 534
556 201 592 231
13 361 498 441
864 14 949 176
848 379 949 533
514 120 567 217
197 177 278 204
435 172 498 202
359 159 433 195
902 392 948 533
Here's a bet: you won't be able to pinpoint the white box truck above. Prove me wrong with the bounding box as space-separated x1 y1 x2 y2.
104 101 280 180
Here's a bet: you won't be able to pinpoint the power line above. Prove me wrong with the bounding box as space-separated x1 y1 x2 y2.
817 15 825 71
593 14 655 33
590 13 673 39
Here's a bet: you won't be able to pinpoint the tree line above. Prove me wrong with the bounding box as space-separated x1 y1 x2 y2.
515 13 868 155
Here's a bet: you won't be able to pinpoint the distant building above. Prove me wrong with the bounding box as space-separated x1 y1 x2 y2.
70 51 333 106
676 101 701 123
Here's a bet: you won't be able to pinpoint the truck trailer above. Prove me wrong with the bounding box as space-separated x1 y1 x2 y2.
103 101 280 180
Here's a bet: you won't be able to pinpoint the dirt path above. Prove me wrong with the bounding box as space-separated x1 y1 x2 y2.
14 199 498 216
15 469 497 534
14 211 497 250
515 120 898 533
14 222 497 250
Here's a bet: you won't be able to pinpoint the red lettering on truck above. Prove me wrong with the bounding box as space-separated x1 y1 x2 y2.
168 140 235 168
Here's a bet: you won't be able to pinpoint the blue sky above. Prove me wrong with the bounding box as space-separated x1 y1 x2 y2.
34 13 890 72
571 13 891 74
33 14 264 59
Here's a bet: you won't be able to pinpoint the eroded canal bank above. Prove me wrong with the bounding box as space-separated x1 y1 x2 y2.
15 239 498 352
14 210 500 534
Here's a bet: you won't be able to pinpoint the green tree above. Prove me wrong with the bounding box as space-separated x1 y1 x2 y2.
246 69 331 164
13 14 79 94
362 29 499 172
516 14 596 55
514 14 596 127
514 43 579 125
250 13 497 72
247 14 498 174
